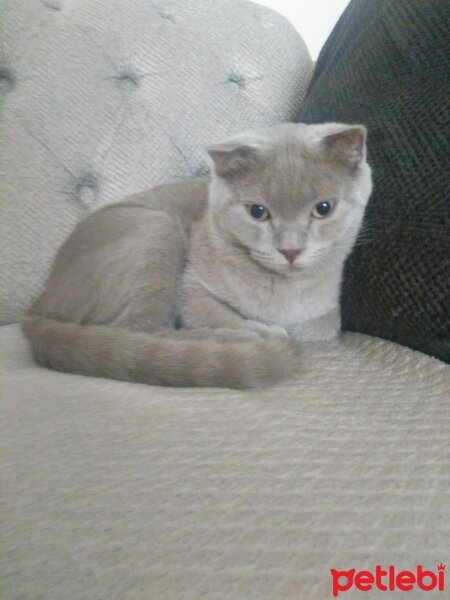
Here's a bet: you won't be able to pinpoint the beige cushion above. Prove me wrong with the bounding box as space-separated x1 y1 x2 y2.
2 324 449 599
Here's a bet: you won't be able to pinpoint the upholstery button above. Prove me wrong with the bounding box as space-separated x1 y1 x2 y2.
41 0 61 10
191 163 209 178
114 70 139 92
228 72 246 90
0 69 15 94
76 174 98 209
159 11 175 23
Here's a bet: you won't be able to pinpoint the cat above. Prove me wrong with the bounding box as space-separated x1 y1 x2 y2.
22 122 372 389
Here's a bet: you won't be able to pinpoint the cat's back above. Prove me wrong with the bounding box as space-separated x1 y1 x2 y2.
45 176 209 272
29 177 209 322
118 176 209 223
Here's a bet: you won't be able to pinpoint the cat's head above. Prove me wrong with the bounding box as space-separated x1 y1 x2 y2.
206 122 372 276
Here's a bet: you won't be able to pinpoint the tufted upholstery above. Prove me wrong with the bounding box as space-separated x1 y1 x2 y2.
0 0 312 324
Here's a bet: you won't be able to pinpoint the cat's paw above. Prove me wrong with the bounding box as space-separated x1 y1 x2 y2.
213 328 262 344
246 320 289 339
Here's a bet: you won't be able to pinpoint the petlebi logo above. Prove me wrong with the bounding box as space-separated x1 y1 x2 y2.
330 563 446 597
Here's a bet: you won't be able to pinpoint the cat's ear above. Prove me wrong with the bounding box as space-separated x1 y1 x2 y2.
322 125 367 169
206 132 267 179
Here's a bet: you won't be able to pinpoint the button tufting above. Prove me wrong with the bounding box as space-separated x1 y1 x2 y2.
76 174 98 209
159 11 176 23
227 72 246 90
113 70 139 92
191 164 209 178
0 68 15 94
41 0 62 10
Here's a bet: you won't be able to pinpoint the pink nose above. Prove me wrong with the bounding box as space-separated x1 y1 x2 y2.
279 248 302 264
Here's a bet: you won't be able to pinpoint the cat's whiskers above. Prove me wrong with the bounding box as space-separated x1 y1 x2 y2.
303 247 330 262
250 250 273 258
352 220 382 246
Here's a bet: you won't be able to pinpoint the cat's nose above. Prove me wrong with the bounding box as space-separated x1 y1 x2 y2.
278 248 302 264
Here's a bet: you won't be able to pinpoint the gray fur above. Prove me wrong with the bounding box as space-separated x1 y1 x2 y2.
22 123 372 388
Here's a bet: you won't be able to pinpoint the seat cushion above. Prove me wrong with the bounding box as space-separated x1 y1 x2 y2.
2 324 449 599
297 0 450 362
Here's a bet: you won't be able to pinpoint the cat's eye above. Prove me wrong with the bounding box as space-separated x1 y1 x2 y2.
311 200 335 219
246 204 271 221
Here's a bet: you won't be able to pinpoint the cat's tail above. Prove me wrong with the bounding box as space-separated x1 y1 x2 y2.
22 315 301 389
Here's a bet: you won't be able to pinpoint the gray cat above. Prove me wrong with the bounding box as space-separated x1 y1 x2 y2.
22 122 372 388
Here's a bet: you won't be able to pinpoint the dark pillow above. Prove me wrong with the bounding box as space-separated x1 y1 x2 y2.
298 0 449 362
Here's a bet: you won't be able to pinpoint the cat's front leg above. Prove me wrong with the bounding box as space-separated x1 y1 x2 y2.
289 306 341 342
244 320 289 338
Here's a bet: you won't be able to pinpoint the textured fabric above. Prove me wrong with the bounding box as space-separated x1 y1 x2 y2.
297 0 450 362
1 324 449 600
0 0 313 324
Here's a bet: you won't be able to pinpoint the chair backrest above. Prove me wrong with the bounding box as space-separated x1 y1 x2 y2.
0 0 313 323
